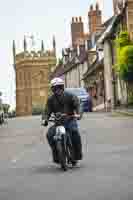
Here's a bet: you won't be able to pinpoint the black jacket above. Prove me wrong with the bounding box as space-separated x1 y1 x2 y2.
42 91 80 121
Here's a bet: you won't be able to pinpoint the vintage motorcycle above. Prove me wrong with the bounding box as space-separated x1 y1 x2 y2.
44 113 79 171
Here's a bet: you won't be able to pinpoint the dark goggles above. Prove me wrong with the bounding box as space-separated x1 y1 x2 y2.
51 85 64 93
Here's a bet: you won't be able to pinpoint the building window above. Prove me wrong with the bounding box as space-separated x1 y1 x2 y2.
24 71 28 87
24 71 26 81
40 71 45 83
28 72 31 86
19 71 22 81
25 96 28 105
28 72 30 81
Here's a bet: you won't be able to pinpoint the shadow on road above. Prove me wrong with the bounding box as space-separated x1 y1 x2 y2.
31 164 64 174
30 163 86 175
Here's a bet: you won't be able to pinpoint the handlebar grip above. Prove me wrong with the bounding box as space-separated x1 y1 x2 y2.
48 119 54 122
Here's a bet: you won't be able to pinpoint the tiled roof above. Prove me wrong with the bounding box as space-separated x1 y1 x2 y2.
78 51 88 64
97 14 122 44
50 64 65 80
50 17 115 80
102 16 114 27
50 51 88 79
83 57 104 80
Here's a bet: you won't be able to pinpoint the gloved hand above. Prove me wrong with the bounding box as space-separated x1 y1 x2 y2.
42 120 48 127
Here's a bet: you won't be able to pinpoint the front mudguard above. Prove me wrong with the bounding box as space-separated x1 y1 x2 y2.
56 137 67 171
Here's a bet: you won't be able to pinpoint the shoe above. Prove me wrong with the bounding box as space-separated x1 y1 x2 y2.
71 160 77 166
74 152 83 160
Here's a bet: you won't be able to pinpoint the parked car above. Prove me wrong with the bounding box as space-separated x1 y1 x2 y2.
65 88 92 113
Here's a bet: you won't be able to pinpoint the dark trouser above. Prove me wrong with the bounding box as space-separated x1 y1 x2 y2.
46 119 82 162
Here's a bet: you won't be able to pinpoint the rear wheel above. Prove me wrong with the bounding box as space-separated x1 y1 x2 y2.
56 140 67 171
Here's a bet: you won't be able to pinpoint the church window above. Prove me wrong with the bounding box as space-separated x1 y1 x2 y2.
28 72 31 85
25 95 28 105
19 71 22 81
40 71 45 83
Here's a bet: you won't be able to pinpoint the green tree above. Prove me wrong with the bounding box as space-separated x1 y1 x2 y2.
32 105 43 115
58 58 63 65
115 31 133 105
119 45 133 81
115 31 130 49
115 31 133 81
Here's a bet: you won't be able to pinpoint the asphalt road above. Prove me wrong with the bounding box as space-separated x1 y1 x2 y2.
0 113 133 200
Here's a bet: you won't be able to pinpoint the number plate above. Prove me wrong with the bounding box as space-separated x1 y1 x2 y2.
54 126 66 140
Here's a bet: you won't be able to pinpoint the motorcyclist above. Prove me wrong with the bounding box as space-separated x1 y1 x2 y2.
42 77 83 164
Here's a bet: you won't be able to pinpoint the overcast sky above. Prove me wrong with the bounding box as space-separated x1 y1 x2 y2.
0 0 113 109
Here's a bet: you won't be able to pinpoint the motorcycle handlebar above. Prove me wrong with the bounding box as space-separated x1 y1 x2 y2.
41 113 80 126
48 113 80 122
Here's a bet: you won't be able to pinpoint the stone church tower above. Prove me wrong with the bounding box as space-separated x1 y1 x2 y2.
13 37 57 116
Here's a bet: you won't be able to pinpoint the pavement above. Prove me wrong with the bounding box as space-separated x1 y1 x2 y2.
93 104 133 117
0 113 133 200
113 106 133 117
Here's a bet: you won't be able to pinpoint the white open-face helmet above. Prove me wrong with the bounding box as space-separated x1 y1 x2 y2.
50 77 64 88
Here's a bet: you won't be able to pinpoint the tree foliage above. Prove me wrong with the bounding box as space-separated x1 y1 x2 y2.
115 31 130 49
32 105 43 115
115 31 133 82
58 58 63 65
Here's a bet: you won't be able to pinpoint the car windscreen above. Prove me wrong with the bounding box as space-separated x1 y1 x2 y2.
65 88 88 96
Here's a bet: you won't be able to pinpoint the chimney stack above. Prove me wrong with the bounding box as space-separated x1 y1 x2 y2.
88 3 102 34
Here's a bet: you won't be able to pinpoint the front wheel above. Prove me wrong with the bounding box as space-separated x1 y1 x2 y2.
56 140 67 171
